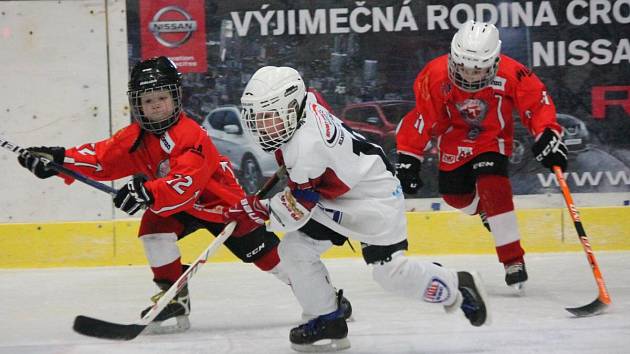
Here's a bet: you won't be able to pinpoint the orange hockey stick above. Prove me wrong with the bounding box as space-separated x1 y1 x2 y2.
553 166 611 317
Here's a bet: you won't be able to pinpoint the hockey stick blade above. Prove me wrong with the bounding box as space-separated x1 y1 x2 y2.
72 166 287 340
566 298 609 317
71 222 235 340
73 315 145 340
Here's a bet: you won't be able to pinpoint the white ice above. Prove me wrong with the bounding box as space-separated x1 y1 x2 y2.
1 252 628 354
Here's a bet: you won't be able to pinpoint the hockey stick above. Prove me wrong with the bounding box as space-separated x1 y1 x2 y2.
73 165 286 340
0 136 118 195
553 166 611 317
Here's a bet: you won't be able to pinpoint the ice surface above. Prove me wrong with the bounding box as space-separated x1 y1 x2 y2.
1 252 628 354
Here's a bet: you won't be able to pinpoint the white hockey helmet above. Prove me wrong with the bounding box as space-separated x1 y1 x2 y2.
240 66 306 152
448 20 501 92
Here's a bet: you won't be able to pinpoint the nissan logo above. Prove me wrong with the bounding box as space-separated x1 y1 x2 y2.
149 6 197 48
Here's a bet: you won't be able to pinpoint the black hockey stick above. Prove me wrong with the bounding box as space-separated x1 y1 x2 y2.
553 166 611 317
0 136 118 195
73 165 286 340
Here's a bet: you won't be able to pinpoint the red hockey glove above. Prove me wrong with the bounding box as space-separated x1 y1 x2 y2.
224 196 269 237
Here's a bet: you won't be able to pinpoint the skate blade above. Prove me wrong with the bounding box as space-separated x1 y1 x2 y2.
508 281 526 293
291 337 351 352
301 314 355 323
144 316 190 335
470 271 492 326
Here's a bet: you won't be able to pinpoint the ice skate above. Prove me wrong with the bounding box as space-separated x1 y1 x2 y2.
302 289 353 322
445 271 490 327
290 290 351 352
505 260 528 290
141 280 191 335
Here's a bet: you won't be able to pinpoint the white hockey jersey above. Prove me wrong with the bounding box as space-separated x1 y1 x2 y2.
268 92 407 246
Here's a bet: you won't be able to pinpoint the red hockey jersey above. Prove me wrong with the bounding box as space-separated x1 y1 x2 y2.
62 114 244 222
397 54 562 171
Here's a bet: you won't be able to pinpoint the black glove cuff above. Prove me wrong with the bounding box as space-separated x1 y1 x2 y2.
396 154 422 173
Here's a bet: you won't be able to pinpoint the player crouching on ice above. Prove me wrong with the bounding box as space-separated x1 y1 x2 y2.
15 57 353 335
224 66 491 352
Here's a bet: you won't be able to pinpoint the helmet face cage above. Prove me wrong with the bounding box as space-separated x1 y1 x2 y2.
447 55 499 92
241 99 299 152
447 21 501 92
128 84 182 134
128 56 183 134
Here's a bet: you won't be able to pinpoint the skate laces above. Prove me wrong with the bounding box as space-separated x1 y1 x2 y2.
298 291 346 336
459 288 480 317
150 291 166 304
505 262 524 275
150 290 185 306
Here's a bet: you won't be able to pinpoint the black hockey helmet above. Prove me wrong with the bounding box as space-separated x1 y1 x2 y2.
128 56 183 134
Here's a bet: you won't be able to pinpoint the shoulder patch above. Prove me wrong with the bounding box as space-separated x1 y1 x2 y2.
490 76 506 91
160 132 175 154
312 103 342 147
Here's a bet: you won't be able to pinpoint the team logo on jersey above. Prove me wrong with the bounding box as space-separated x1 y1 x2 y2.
455 99 488 122
423 278 450 303
313 103 341 147
157 159 170 178
455 99 488 140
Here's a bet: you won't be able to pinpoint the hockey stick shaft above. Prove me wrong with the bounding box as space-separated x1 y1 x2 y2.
74 165 286 339
0 136 118 195
553 166 611 305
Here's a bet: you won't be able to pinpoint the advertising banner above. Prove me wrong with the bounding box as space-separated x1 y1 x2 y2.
139 0 207 73
126 0 630 196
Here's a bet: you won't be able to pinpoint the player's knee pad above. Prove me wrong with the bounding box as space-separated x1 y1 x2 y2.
278 230 333 271
140 232 180 267
476 174 514 216
223 227 280 263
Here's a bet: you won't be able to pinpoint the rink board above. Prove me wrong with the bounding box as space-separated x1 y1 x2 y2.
0 207 629 268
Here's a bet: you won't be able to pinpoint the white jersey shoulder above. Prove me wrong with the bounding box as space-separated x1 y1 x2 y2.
281 92 391 190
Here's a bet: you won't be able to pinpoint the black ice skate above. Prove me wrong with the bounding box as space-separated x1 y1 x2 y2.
290 290 351 352
141 279 191 335
302 289 353 322
505 260 528 290
446 271 490 327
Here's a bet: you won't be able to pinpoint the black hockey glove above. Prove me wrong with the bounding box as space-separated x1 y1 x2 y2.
396 153 423 195
17 146 65 179
114 176 154 215
532 128 568 172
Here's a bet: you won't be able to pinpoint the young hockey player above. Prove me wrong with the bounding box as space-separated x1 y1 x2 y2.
225 66 490 352
396 20 568 290
17 56 296 334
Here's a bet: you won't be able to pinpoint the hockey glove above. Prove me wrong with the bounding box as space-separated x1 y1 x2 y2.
114 175 154 215
224 196 269 237
17 146 65 179
395 153 423 194
532 128 568 172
